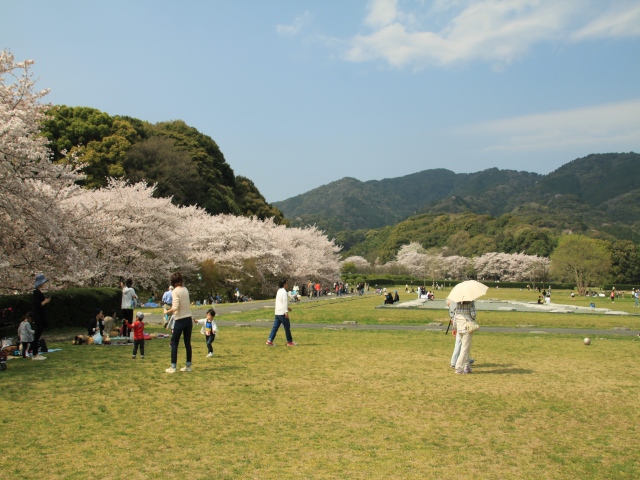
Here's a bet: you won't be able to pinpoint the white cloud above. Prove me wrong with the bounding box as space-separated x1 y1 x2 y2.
344 0 640 69
461 99 640 153
364 0 399 28
571 3 640 40
276 11 312 37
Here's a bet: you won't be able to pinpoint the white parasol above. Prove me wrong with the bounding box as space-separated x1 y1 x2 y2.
447 280 489 303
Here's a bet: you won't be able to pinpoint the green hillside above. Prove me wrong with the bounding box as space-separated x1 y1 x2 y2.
275 152 640 243
275 167 541 233
42 106 285 223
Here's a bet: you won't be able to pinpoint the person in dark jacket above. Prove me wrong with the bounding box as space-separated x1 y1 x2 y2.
32 274 50 361
87 308 105 337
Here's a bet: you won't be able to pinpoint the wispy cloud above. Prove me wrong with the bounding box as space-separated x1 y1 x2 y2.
276 11 312 37
461 99 640 153
571 3 640 40
344 0 640 69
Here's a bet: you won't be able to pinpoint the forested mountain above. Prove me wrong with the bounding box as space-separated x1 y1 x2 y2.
275 153 640 266
42 106 285 223
274 167 542 232
275 153 639 237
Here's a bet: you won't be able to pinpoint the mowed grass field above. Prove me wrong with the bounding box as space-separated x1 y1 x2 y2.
216 287 640 331
1 288 639 480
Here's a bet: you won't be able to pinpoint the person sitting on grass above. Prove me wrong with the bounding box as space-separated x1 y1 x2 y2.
87 308 105 337
384 292 394 305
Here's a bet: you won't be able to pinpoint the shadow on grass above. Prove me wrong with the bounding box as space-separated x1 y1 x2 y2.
474 368 534 375
215 365 246 372
474 363 514 368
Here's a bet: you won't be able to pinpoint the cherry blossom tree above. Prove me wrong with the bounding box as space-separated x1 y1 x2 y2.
0 51 86 292
473 252 550 282
0 50 342 294
340 256 372 274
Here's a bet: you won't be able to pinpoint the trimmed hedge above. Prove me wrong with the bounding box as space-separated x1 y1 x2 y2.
0 288 121 332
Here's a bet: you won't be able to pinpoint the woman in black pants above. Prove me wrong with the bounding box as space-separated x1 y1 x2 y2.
163 272 194 373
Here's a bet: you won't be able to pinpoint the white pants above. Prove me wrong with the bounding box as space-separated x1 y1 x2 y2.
454 316 473 371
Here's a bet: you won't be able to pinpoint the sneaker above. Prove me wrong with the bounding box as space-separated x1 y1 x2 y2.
132 356 136 359
286 342 298 347
455 370 467 375
32 355 46 360
468 358 475 365
266 340 275 346
206 352 213 358
141 356 144 359
180 366 192 372
464 367 473 374
165 367 176 373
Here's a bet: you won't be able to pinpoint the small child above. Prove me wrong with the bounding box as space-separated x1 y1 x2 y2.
127 311 146 359
195 308 218 357
18 312 35 358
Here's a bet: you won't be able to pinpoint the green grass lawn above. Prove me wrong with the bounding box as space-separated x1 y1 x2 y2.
217 288 640 331
1 319 639 479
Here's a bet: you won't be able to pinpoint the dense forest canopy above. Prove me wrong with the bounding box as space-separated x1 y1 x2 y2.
41 105 285 223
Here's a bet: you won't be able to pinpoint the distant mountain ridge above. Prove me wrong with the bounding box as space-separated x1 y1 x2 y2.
274 153 640 236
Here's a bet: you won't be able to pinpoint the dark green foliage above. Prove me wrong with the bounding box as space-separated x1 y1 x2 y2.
607 240 640 284
41 106 285 222
0 288 120 331
338 213 558 262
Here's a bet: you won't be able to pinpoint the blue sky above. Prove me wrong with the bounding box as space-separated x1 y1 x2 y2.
2 0 639 202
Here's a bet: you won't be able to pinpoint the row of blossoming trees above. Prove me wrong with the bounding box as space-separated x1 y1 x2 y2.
343 243 550 285
0 51 340 295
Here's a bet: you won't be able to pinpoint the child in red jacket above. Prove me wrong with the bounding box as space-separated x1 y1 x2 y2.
127 311 146 359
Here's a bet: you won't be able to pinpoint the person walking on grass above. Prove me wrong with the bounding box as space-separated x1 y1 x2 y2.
32 274 50 361
266 279 296 347
195 308 218 357
447 299 474 369
454 300 478 375
120 279 138 337
126 311 146 359
164 272 194 373
18 312 35 358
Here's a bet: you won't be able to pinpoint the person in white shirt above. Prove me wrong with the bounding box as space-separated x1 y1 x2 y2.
163 272 194 373
120 278 138 336
266 279 296 346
